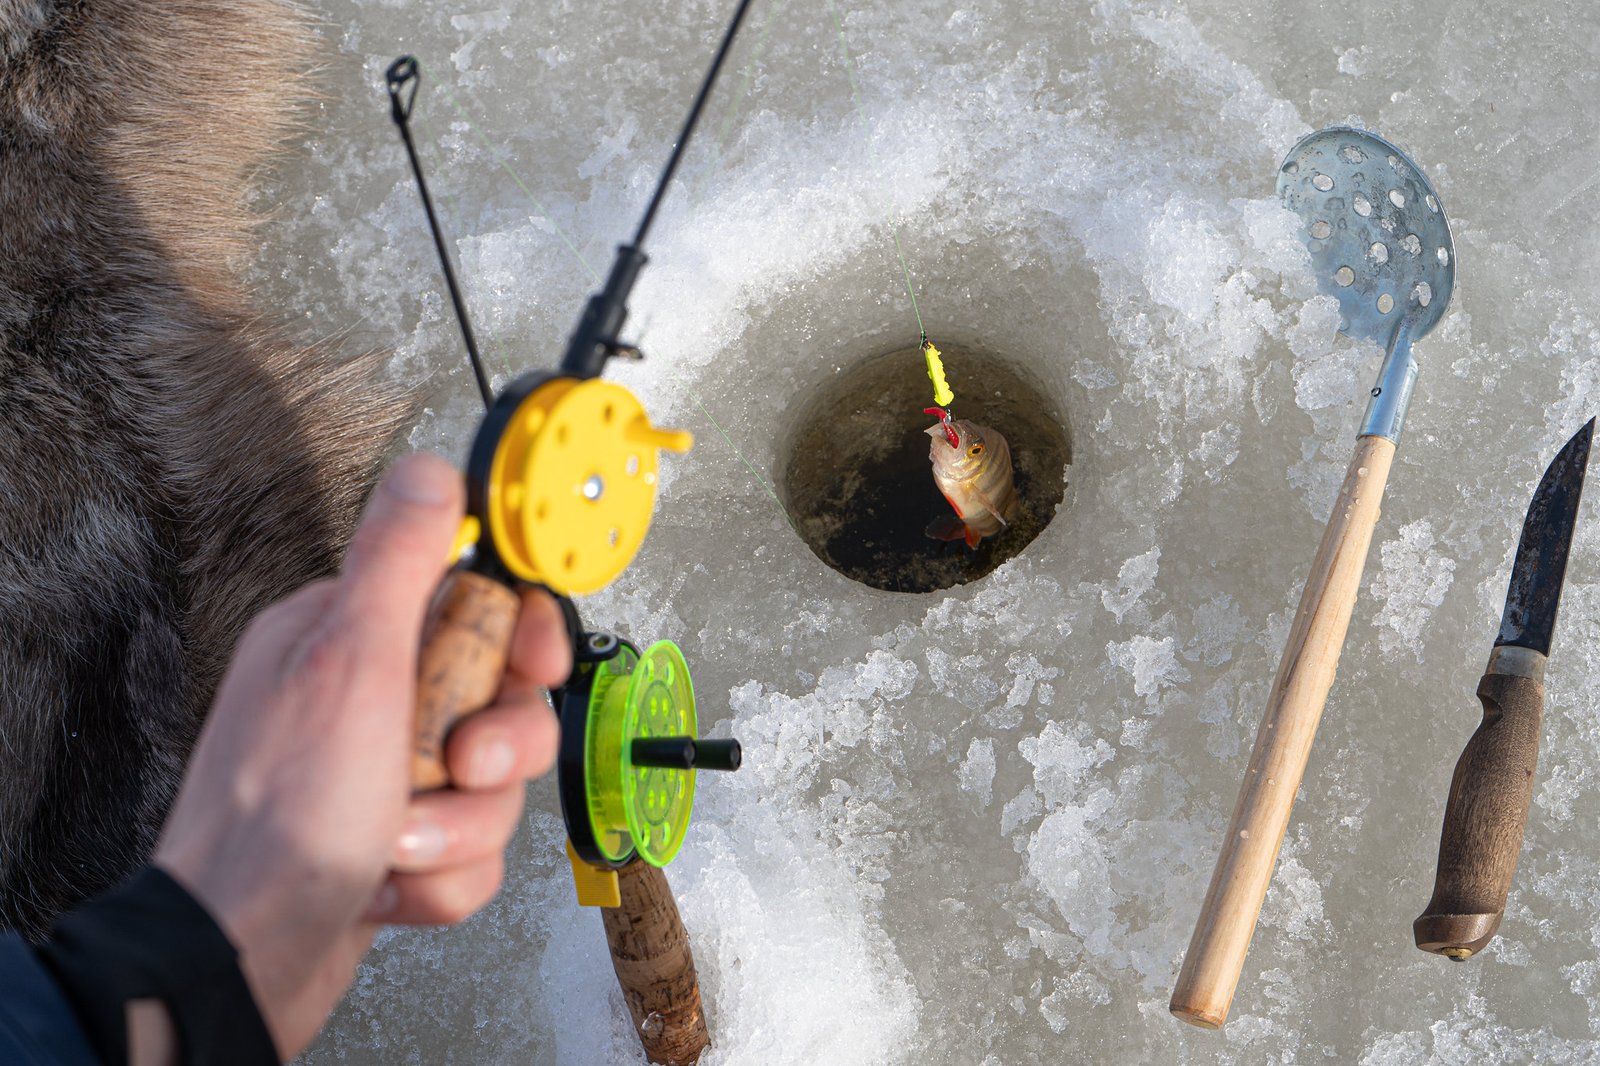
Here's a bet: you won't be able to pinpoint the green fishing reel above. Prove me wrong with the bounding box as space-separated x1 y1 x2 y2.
557 630 741 904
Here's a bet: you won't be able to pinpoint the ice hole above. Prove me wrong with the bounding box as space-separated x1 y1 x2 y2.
779 344 1070 593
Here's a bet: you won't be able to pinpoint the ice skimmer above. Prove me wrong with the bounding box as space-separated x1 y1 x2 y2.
1171 127 1456 1028
1414 418 1593 959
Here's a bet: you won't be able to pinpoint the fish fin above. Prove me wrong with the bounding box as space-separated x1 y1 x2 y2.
941 493 965 519
964 526 982 549
925 516 968 542
972 486 1009 529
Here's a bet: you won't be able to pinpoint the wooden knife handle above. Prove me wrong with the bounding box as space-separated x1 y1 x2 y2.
1171 434 1394 1028
412 569 522 791
1414 668 1546 958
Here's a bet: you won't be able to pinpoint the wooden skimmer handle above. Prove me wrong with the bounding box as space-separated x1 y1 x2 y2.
412 569 522 791
1414 665 1546 958
1171 434 1395 1028
602 859 712 1064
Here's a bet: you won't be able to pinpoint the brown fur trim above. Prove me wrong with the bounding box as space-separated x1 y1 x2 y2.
0 0 414 939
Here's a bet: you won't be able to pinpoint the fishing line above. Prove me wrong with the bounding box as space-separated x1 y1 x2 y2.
386 57 493 409
672 0 800 531
427 74 604 288
681 372 797 533
695 0 783 200
407 110 518 382
633 0 758 249
825 0 928 347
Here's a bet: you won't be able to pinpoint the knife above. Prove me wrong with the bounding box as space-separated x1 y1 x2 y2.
1414 417 1594 959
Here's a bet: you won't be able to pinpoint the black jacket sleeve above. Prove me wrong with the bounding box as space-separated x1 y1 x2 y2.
30 866 278 1066
0 932 101 1065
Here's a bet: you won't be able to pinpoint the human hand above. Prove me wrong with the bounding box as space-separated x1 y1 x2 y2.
151 453 569 1058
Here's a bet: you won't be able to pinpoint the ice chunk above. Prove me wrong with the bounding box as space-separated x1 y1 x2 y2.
957 737 997 807
1101 547 1161 623
1106 634 1191 699
1370 519 1457 663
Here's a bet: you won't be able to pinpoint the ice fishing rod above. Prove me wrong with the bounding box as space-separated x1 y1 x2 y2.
384 8 753 1058
385 0 750 829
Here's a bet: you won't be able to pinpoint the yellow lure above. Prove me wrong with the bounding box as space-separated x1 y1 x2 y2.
923 340 954 407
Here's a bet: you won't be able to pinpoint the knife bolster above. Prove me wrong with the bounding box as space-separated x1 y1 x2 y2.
1413 912 1501 958
1486 645 1547 683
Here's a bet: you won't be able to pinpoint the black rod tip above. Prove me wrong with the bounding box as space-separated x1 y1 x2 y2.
385 56 419 123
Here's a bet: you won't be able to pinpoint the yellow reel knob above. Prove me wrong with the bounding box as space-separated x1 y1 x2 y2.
482 377 690 595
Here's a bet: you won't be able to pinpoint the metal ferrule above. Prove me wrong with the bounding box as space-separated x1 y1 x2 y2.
1486 645 1547 683
1359 342 1418 443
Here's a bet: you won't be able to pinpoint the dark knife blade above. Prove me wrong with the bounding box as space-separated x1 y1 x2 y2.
1495 417 1594 655
1415 417 1594 959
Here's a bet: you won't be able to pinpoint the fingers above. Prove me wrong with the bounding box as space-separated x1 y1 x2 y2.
502 587 574 697
428 586 566 791
333 453 464 653
367 856 507 926
389 785 526 873
367 784 521 923
443 698 559 791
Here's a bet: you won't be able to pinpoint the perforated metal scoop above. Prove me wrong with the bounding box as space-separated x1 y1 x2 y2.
1173 127 1457 1030
1277 126 1455 442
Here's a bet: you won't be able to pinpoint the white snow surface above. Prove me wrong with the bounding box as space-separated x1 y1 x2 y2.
257 0 1600 1062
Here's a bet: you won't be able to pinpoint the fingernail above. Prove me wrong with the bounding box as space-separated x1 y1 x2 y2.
383 454 454 506
395 819 448 863
371 882 400 918
471 738 516 787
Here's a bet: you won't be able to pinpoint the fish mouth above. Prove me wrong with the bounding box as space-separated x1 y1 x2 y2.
924 406 959 448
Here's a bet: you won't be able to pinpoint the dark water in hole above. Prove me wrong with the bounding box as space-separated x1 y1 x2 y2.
780 345 1071 593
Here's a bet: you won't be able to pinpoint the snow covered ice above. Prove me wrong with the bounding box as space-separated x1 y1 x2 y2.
258 0 1600 1061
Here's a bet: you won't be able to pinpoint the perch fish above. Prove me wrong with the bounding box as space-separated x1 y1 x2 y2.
925 410 1020 548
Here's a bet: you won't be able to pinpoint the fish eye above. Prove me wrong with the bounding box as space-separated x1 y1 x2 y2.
968 443 984 457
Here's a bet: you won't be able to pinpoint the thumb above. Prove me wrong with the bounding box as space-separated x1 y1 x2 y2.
333 453 465 649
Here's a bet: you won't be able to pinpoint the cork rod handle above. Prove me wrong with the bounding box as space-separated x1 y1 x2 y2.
1171 434 1395 1028
602 860 712 1064
412 569 522 791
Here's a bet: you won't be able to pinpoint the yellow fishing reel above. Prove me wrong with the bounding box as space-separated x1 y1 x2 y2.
458 370 691 595
556 630 741 907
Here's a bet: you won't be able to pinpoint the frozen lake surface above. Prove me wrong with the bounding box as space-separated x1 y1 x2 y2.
265 0 1600 1062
